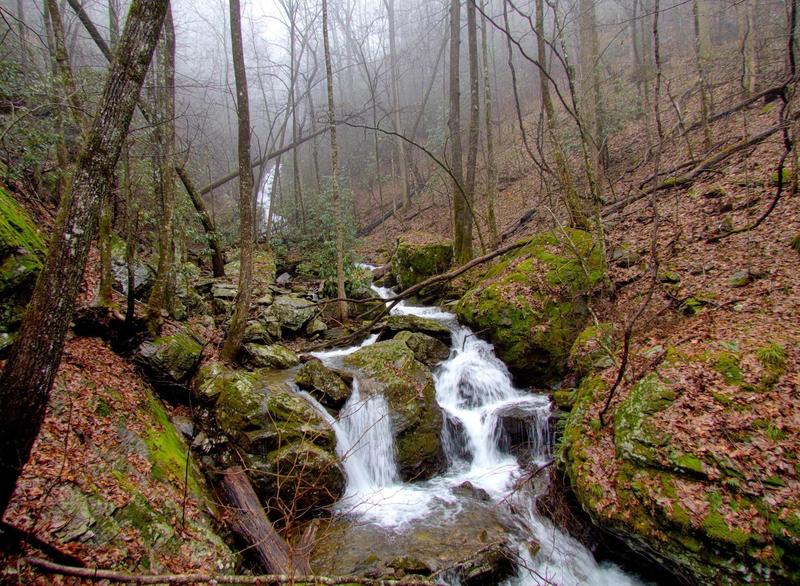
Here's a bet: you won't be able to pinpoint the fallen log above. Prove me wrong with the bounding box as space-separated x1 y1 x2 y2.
220 465 309 575
25 557 440 585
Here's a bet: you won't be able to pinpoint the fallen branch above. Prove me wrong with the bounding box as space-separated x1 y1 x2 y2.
311 239 528 350
25 557 440 585
604 113 798 217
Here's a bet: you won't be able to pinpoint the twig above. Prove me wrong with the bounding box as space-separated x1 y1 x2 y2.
25 557 441 585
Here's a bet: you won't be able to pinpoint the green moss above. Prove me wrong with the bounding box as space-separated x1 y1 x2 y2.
143 394 203 494
0 186 45 261
673 453 705 476
713 352 743 385
791 233 800 252
391 235 453 289
702 510 752 548
771 167 793 186
756 342 786 371
95 399 112 417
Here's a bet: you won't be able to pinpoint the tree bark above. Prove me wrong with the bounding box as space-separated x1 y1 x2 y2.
480 0 499 249
0 0 168 516
322 0 348 322
384 0 410 208
463 0 479 259
449 0 468 265
147 4 176 331
176 166 226 277
221 466 309 574
221 0 256 361
693 0 713 151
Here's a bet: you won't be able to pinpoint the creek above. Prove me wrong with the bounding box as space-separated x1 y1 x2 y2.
305 274 645 585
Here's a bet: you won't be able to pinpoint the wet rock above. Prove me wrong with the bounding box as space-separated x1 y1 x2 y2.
276 272 292 286
305 318 328 337
378 314 452 344
495 401 549 455
215 378 335 451
394 330 450 367
242 320 275 344
135 330 203 386
242 343 299 369
345 339 444 480
172 415 194 439
391 233 453 290
728 268 761 288
610 244 641 268
211 282 237 300
456 228 604 381
295 358 351 409
310 498 517 585
453 481 491 502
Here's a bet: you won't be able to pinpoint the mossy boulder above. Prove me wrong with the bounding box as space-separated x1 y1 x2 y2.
267 295 316 333
135 330 203 386
378 314 452 345
215 379 335 452
455 229 604 381
568 322 615 379
0 186 45 336
345 339 444 480
295 358 351 409
394 330 450 367
242 343 299 369
391 232 453 290
246 441 345 515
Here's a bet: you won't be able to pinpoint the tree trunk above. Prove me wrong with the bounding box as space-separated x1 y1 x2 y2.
176 167 226 277
693 0 713 151
535 0 586 229
288 4 306 231
0 0 168 516
384 0 410 208
322 0 348 322
480 0 499 249
147 4 176 331
449 0 467 265
579 0 607 169
738 0 756 97
222 0 256 361
463 0 479 259
221 466 310 574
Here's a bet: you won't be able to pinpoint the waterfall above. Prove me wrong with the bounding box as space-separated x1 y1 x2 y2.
304 271 643 585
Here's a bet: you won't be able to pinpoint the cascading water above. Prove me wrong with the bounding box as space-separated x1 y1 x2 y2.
309 268 644 585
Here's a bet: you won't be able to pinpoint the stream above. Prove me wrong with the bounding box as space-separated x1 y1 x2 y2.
306 271 645 585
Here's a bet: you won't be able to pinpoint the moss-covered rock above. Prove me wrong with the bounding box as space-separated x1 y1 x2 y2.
246 441 345 515
568 322 615 379
295 358 351 409
267 294 316 333
391 232 453 290
345 339 444 480
0 186 45 336
378 314 452 344
214 378 335 452
135 330 203 386
394 330 450 367
243 343 299 369
455 229 604 381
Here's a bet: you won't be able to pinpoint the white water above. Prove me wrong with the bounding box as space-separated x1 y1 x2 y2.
309 267 644 585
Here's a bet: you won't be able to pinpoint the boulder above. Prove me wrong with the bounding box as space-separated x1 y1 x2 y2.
310 497 518 585
391 232 453 290
378 314 452 345
243 343 299 369
295 358 351 409
135 330 203 386
215 377 335 451
456 228 604 381
567 322 615 379
267 295 316 333
110 236 154 299
345 339 444 480
394 330 450 367
0 186 45 336
245 441 345 515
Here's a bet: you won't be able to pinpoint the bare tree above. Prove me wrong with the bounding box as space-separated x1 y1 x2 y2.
221 0 256 360
0 0 169 516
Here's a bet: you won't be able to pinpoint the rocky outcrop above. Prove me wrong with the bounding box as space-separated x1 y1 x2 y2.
345 339 444 480
295 358 351 409
393 330 450 367
310 497 520 584
0 186 45 349
242 342 299 369
558 338 800 584
390 232 453 290
455 228 604 381
378 314 452 345
135 329 203 391
212 369 344 513
267 294 316 334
